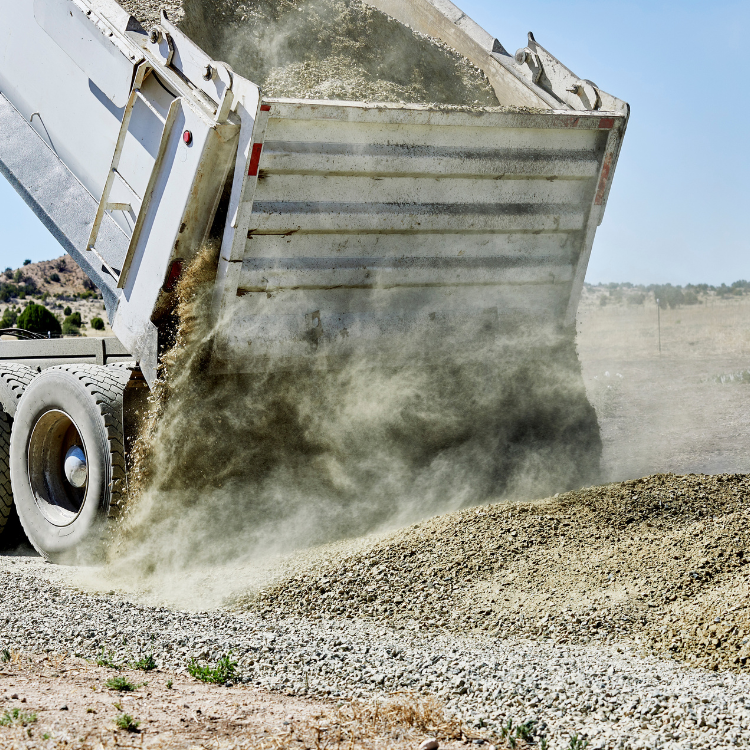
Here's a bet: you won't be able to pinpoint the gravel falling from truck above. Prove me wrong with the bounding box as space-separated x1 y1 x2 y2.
104 249 600 608
121 0 499 105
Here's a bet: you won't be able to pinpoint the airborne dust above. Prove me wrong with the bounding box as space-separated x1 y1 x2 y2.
102 245 599 608
98 0 595 607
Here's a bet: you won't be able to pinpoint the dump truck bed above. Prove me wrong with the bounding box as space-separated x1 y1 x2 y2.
0 0 627 381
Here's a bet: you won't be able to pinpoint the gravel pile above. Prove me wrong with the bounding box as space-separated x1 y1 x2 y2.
118 0 184 29
119 0 499 106
1 556 750 750
244 473 750 673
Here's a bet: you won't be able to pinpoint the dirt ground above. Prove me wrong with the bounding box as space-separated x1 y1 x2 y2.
577 288 750 480
0 653 476 750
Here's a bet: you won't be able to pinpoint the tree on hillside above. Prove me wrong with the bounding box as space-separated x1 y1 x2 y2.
17 303 61 336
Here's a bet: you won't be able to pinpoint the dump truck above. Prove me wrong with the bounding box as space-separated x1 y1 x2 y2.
0 0 628 561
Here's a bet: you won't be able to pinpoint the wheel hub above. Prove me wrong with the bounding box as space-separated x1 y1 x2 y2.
64 446 87 488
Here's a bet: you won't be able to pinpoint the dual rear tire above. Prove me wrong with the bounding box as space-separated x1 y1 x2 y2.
0 365 131 562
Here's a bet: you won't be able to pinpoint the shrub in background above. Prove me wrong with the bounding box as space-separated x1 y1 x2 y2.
17 303 61 336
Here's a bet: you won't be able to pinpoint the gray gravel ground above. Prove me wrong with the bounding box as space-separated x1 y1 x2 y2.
1 556 748 750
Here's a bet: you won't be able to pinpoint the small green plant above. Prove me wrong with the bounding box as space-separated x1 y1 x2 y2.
105 676 137 692
115 713 140 732
131 653 157 671
0 708 37 726
49 273 60 283
187 652 238 684
568 736 589 750
63 306 72 316
90 316 105 330
1 648 10 663
540 739 548 750
22 260 31 266
166 679 173 689
500 719 516 749
515 720 536 741
96 648 121 669
42 733 51 740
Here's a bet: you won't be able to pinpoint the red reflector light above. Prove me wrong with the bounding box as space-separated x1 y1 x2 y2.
163 259 184 292
260 104 271 112
248 143 263 177
183 130 193 145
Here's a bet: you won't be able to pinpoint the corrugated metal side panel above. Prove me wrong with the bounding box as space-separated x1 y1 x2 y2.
223 102 615 360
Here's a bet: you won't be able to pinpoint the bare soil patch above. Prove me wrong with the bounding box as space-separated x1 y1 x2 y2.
577 290 750 479
0 653 477 750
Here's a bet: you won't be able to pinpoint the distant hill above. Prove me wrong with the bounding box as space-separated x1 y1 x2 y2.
1 255 101 301
0 255 110 337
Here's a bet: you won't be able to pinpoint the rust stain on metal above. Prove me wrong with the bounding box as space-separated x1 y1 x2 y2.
594 153 613 205
598 117 615 129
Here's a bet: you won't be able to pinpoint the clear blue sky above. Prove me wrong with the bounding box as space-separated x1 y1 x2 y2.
0 0 747 285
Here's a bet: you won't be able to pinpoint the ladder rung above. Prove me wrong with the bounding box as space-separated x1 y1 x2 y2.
112 169 142 202
135 90 167 123
106 202 132 212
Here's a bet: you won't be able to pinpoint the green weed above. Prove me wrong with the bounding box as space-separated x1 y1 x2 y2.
96 648 121 670
187 652 238 684
568 736 589 750
515 719 536 741
166 679 173 689
105 676 137 692
1 648 10 663
131 653 157 671
0 708 37 726
115 713 140 732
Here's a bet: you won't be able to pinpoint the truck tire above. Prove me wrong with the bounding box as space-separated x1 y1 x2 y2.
0 364 37 536
10 365 130 562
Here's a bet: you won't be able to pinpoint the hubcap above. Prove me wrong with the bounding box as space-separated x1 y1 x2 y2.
64 446 87 488
27 410 88 526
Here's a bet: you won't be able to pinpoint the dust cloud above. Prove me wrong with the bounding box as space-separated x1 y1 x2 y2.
101 248 600 608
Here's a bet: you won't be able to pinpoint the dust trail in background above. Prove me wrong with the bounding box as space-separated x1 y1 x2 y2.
99 247 600 609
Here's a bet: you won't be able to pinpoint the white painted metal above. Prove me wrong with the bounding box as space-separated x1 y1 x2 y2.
0 0 253 384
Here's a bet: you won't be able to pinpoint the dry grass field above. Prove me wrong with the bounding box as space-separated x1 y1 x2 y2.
577 287 750 481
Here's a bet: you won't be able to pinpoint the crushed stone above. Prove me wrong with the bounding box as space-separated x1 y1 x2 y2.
242 473 750 674
2 555 750 749
119 0 499 106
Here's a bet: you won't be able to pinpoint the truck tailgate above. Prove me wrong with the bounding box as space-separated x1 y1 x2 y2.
216 99 625 365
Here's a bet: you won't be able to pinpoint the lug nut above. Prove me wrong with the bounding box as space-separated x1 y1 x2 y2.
149 27 162 45
515 48 529 65
203 64 213 81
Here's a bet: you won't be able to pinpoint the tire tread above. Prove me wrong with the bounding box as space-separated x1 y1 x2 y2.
0 364 37 535
47 365 132 520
